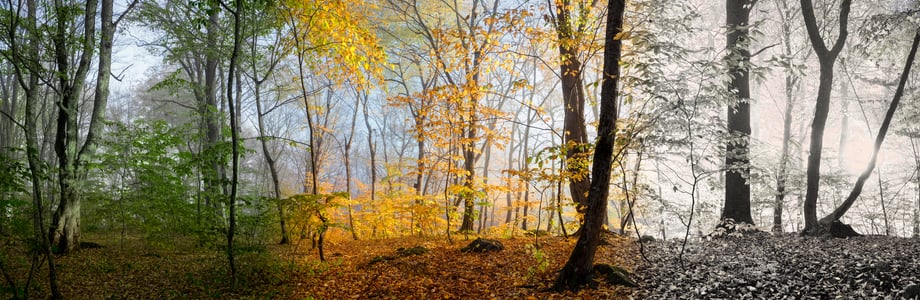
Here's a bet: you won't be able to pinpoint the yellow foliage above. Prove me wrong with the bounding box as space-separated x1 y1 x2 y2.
284 0 387 89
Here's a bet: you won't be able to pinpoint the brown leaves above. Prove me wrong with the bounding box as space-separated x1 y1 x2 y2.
290 235 637 299
2 233 640 299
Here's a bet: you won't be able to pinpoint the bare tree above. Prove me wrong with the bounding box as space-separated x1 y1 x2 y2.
800 0 852 235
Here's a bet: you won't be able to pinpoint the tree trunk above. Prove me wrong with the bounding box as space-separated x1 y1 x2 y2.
837 77 849 172
816 30 919 229
722 0 754 225
553 0 624 290
459 139 477 232
362 97 377 204
911 134 919 238
203 4 224 212
252 59 288 244
800 0 851 234
344 89 361 241
8 0 62 293
49 0 100 254
225 0 244 285
772 0 799 232
553 0 592 213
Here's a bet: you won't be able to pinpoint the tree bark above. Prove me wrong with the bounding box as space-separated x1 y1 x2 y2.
722 0 754 225
553 0 624 290
49 0 99 254
800 0 851 234
553 0 592 213
202 4 224 212
7 0 62 293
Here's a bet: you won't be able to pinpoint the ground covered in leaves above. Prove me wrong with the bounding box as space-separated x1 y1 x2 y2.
2 233 638 299
633 233 920 299
5 232 920 299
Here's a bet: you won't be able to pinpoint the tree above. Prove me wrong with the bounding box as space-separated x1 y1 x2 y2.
817 30 920 231
800 0 851 235
553 0 624 290
134 0 230 224
221 0 244 286
48 0 100 254
245 1 290 244
549 0 597 214
2 0 62 294
721 0 755 225
769 0 808 233
381 0 521 233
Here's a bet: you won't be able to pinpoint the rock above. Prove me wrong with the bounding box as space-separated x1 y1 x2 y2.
79 241 104 249
639 235 656 243
829 221 860 238
460 238 504 253
903 284 920 299
710 218 760 238
594 263 637 287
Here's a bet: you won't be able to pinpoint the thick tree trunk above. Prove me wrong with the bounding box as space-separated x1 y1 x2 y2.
800 0 851 234
9 0 62 292
50 0 99 254
553 0 591 213
459 140 477 232
203 5 224 212
553 0 624 290
722 0 754 225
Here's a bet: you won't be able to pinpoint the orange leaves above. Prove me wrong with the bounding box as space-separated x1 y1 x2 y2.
288 236 638 299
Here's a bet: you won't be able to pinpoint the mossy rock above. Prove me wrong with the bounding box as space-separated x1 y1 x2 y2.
594 263 637 287
460 238 504 253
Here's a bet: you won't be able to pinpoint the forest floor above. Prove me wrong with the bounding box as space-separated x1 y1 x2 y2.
3 231 919 299
633 232 920 299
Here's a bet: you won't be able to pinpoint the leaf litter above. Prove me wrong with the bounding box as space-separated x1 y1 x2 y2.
6 232 919 299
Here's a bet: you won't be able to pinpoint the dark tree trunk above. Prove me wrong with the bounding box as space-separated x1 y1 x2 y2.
722 0 754 225
553 0 592 213
816 30 920 229
553 0 624 290
225 0 244 286
800 0 851 234
49 0 100 254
